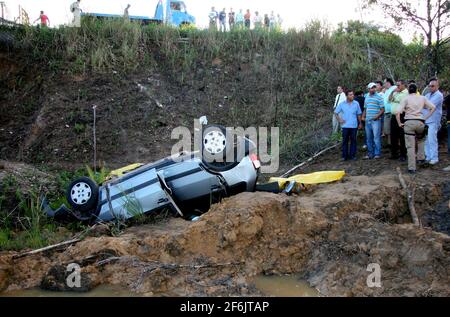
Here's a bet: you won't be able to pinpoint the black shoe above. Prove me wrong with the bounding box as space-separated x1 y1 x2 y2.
399 157 407 162
389 155 399 160
417 160 426 165
408 169 416 174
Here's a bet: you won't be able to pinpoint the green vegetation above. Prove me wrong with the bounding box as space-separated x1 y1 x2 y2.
0 164 110 251
85 165 109 185
0 188 56 250
2 18 448 165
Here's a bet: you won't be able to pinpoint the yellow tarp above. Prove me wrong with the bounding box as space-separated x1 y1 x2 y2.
269 170 345 189
106 163 144 180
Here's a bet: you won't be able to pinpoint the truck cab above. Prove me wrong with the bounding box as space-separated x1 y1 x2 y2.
155 0 195 26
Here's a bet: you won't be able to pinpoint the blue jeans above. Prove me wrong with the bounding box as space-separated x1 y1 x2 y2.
365 119 382 157
342 128 358 159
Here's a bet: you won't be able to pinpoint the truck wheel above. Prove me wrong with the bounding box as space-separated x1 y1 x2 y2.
66 177 99 214
201 125 239 172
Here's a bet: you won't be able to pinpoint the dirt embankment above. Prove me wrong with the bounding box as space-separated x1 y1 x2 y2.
1 157 449 296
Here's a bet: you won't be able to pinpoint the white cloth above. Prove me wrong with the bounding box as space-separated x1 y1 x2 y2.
333 92 346 109
253 15 262 23
332 92 346 133
332 115 340 134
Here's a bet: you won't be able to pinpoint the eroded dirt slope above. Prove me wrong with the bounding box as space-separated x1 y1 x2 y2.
1 164 449 296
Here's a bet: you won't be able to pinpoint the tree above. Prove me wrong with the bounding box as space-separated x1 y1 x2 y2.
362 0 449 78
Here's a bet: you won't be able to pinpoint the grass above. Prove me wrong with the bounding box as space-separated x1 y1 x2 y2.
3 18 448 164
0 164 112 251
0 190 55 250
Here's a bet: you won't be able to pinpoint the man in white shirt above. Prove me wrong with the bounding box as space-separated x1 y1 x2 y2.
332 86 347 134
208 7 218 30
70 0 82 27
253 11 262 29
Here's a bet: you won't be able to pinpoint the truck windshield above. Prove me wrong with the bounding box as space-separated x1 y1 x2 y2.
170 1 187 13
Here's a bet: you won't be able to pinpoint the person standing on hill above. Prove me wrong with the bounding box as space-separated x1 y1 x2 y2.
264 14 270 29
34 11 50 27
423 78 444 165
235 9 244 28
375 81 384 96
375 80 385 138
228 8 235 30
355 91 365 113
269 11 276 30
334 90 363 161
332 86 347 134
389 80 408 161
362 83 385 159
70 0 82 27
123 4 131 21
244 9 251 29
277 14 283 28
382 78 397 147
397 83 436 174
219 8 227 32
253 11 263 29
208 7 218 30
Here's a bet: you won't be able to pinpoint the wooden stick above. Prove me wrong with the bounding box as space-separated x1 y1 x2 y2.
397 167 421 227
96 256 243 270
280 142 340 178
12 238 82 260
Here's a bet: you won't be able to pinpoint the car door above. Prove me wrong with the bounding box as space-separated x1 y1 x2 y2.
96 167 171 221
160 158 224 211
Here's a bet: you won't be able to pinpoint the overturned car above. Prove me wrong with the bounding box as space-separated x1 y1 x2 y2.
44 125 261 222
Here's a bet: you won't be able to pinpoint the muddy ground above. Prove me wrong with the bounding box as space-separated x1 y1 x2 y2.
0 144 449 297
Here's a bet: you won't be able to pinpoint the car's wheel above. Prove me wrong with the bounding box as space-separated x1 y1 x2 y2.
201 125 239 172
66 177 99 214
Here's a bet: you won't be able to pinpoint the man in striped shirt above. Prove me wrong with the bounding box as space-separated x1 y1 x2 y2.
362 83 385 159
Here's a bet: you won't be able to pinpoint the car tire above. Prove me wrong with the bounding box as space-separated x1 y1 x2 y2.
66 177 99 214
201 124 239 172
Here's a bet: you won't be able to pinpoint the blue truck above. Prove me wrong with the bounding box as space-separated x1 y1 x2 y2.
82 0 195 27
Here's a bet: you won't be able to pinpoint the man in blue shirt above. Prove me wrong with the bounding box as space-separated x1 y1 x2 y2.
335 90 363 160
423 79 444 165
219 8 227 32
362 83 385 159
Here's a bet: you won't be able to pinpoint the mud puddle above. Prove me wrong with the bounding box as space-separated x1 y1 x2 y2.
0 285 141 297
253 275 319 297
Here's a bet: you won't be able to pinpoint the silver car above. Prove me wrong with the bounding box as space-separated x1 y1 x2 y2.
45 125 260 222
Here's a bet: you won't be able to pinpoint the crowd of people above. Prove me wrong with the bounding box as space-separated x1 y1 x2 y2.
208 7 283 31
333 78 450 174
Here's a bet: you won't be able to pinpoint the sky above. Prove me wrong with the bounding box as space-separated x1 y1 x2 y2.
0 0 422 42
